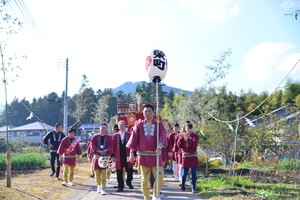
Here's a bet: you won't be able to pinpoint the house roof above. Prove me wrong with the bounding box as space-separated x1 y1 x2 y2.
9 122 55 131
78 123 100 130
0 125 15 132
246 104 299 126
268 104 298 117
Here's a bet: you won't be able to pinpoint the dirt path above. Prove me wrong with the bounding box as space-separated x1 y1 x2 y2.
62 172 205 200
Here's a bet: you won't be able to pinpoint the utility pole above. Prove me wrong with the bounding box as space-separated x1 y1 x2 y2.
232 115 239 178
63 58 68 135
1 43 11 188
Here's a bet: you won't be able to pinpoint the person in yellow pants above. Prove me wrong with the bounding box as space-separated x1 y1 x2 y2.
63 164 75 184
90 123 113 195
141 166 164 199
95 168 107 190
57 128 82 186
127 104 168 200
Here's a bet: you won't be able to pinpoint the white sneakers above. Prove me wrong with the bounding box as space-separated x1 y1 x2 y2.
186 181 192 186
106 179 111 184
68 182 75 186
62 181 75 186
97 186 106 195
97 185 101 193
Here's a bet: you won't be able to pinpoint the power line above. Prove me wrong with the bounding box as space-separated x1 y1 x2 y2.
236 133 300 144
12 0 36 29
19 98 80 130
208 58 300 123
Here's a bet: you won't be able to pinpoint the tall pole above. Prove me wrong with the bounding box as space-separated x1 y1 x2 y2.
155 79 160 198
232 115 239 177
1 43 11 188
63 58 68 135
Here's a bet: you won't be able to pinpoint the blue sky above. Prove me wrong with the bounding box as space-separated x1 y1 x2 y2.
1 0 299 103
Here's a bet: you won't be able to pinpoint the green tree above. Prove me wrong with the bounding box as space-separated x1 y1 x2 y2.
135 81 167 107
171 91 188 125
116 90 126 103
202 121 235 166
135 84 148 100
124 93 133 104
98 88 117 119
161 96 174 121
295 94 300 107
93 95 110 123
5 98 29 126
244 111 300 169
35 92 63 126
266 90 283 110
70 74 96 124
283 80 300 104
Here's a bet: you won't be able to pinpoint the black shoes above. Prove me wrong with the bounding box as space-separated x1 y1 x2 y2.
128 185 134 189
50 171 55 177
90 174 95 178
116 188 124 192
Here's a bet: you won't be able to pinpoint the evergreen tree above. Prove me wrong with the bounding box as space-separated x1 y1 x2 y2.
283 80 300 104
69 74 96 124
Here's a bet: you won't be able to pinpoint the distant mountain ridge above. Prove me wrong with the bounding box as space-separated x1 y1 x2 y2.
113 81 192 95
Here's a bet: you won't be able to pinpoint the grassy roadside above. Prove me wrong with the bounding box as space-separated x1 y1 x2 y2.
0 161 92 200
196 172 300 200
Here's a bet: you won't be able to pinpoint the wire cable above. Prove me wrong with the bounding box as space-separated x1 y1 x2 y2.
208 58 300 123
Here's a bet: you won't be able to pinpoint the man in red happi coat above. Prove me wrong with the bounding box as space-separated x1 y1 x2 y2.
127 104 167 200
113 120 134 192
58 128 82 186
90 123 114 195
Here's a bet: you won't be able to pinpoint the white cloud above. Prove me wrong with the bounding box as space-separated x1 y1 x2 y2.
241 42 295 81
278 53 300 74
180 0 241 23
280 0 300 9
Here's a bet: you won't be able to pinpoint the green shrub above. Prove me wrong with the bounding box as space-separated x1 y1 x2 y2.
237 158 300 171
278 158 300 171
209 159 223 168
198 154 207 168
231 176 254 187
0 153 48 170
198 154 223 169
0 141 40 154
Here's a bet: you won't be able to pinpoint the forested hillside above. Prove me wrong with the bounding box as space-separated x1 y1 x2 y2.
1 77 299 130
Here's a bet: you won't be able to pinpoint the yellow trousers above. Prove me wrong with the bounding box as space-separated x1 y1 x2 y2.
63 164 75 182
95 168 107 190
140 166 164 200
107 169 111 180
90 161 94 176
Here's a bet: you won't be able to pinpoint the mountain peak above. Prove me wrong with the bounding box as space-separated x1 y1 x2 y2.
113 81 192 95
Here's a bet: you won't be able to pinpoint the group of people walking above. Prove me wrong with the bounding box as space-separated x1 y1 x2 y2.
42 104 199 200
